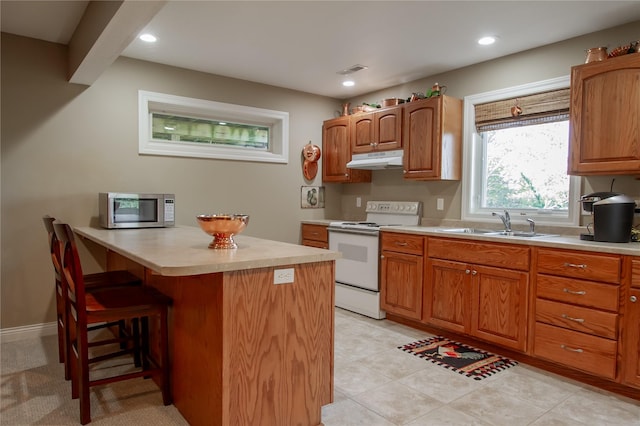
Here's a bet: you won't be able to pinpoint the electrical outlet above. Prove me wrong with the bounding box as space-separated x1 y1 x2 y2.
274 268 294 284
436 198 444 211
356 197 362 208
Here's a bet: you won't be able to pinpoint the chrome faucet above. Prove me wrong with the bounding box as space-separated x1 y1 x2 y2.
527 218 536 234
492 210 511 232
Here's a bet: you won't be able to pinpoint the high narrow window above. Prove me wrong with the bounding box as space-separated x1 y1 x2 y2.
139 91 289 163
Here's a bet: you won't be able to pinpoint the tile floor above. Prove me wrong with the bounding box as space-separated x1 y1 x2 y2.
2 308 638 425
322 308 640 426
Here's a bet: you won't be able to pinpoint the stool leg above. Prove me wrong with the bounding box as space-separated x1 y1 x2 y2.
160 308 171 405
140 317 150 372
132 318 141 368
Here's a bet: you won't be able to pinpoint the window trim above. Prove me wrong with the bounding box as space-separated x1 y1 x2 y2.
138 90 289 163
461 76 581 226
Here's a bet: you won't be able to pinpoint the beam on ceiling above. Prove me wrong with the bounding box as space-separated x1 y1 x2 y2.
68 0 166 85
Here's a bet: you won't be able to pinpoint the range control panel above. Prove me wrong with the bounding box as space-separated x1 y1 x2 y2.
366 201 422 216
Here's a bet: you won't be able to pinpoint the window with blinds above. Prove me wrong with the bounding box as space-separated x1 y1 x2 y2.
474 88 570 131
462 77 580 226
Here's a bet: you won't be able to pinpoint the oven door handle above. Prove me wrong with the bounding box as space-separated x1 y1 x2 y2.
328 228 379 237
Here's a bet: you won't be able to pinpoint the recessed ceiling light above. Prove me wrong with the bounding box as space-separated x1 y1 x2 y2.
342 80 355 87
139 33 157 43
478 36 497 46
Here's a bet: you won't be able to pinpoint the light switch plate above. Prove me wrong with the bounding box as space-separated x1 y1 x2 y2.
274 268 294 284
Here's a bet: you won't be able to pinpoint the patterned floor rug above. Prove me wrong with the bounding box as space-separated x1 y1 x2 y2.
399 336 518 380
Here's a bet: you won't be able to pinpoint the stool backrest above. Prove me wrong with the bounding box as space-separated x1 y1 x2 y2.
53 222 88 327
43 215 62 281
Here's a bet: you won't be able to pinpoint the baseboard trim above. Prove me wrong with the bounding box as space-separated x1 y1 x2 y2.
0 322 57 343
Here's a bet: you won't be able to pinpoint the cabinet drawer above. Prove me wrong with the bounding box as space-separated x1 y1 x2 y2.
536 248 620 283
301 224 328 243
632 259 640 289
428 237 530 271
301 239 328 249
534 322 617 379
536 274 619 311
381 232 424 255
535 299 618 339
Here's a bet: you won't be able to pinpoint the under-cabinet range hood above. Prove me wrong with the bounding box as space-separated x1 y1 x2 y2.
346 149 404 170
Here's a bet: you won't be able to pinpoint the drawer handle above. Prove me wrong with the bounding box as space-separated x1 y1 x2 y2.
395 242 409 246
563 288 586 296
563 262 587 269
560 344 584 353
561 313 585 323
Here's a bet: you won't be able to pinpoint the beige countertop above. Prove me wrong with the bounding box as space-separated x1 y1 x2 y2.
75 226 341 277
382 225 640 256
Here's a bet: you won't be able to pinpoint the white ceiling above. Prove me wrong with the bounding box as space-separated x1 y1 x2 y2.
2 1 640 98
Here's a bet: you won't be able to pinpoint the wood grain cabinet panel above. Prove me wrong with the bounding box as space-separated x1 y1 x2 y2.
322 116 371 183
351 108 402 154
301 224 329 249
534 322 617 379
536 248 621 283
536 298 618 339
533 247 622 381
536 274 619 311
424 239 529 351
380 232 425 320
402 96 462 180
622 260 640 389
568 53 640 175
623 287 640 388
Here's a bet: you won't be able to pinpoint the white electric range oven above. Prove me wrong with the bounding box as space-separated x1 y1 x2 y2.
328 201 422 319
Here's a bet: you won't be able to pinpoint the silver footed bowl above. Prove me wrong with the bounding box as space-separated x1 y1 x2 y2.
196 214 250 249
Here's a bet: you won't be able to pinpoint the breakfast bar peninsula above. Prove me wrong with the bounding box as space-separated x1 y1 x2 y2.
74 225 340 426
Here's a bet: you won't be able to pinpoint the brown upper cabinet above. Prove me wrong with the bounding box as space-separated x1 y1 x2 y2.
568 54 640 176
403 96 463 180
351 107 403 154
322 116 371 183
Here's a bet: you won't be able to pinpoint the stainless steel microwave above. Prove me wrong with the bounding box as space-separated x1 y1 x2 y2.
99 192 175 229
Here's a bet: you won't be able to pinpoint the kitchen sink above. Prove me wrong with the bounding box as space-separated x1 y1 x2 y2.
438 228 498 234
438 228 556 238
488 231 556 238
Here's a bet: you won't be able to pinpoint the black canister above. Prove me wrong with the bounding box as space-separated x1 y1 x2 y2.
593 195 636 243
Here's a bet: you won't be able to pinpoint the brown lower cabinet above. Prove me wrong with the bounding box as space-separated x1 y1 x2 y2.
376 230 639 397
300 223 329 249
533 247 622 380
622 259 640 388
424 237 529 351
380 232 425 320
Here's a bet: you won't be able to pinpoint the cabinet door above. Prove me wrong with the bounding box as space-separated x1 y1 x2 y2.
381 250 423 320
322 117 371 183
623 288 640 388
351 108 402 154
569 54 640 175
403 97 442 179
424 258 468 333
374 108 402 151
351 113 375 154
472 264 529 351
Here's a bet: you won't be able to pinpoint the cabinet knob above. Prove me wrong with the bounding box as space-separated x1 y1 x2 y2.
465 269 471 274
471 270 477 276
631 295 638 303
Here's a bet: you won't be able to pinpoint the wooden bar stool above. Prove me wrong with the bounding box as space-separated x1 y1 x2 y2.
43 216 143 381
53 222 172 425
